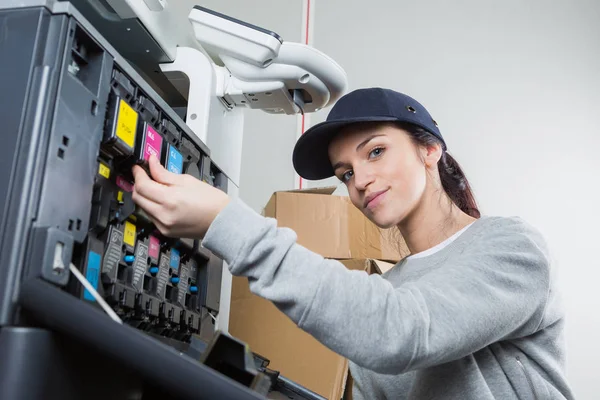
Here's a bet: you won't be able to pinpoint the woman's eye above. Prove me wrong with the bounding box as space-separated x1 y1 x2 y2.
342 170 353 182
369 147 384 159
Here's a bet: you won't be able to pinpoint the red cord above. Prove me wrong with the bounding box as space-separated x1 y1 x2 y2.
299 0 310 190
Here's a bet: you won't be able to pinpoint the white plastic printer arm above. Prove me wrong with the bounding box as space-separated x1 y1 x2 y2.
186 5 348 115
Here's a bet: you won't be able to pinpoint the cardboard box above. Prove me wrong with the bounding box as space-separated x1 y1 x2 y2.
229 259 395 400
263 187 408 262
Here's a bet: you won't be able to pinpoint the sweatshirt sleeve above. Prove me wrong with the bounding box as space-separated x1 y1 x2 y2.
202 198 551 375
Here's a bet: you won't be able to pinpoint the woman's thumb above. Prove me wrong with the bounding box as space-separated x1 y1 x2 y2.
148 154 177 185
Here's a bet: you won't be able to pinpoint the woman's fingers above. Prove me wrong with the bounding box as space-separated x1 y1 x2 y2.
148 154 178 186
132 164 170 204
131 187 163 218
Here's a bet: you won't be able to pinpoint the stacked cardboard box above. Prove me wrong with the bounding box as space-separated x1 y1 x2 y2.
229 187 410 399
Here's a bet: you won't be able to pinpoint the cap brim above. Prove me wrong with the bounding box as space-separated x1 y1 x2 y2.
292 116 398 180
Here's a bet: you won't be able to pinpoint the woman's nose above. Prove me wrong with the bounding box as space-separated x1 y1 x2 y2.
352 165 375 190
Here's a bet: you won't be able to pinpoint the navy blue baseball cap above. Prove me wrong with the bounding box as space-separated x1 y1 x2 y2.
292 87 445 180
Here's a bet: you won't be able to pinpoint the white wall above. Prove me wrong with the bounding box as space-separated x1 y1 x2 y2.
308 0 600 398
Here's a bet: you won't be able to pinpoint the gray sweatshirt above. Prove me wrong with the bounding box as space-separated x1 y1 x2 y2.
202 199 575 400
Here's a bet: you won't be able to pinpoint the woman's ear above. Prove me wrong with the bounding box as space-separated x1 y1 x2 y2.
420 143 443 168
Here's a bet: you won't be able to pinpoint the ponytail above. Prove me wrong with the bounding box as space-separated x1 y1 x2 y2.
438 152 480 218
395 122 480 218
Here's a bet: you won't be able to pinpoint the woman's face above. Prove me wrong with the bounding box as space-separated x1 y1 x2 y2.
328 123 441 228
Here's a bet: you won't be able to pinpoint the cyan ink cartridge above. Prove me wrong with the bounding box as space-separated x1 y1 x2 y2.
162 248 181 304
102 93 138 158
169 247 180 278
80 237 105 303
163 144 184 175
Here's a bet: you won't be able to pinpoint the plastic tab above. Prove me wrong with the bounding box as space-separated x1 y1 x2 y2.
161 118 181 144
111 69 136 100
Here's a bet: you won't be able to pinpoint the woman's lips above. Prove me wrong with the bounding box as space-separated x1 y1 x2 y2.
364 189 388 210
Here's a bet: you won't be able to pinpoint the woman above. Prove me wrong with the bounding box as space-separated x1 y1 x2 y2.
131 88 574 399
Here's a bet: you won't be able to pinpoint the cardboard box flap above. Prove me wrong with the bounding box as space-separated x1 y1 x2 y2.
282 186 337 195
262 187 337 217
371 259 396 274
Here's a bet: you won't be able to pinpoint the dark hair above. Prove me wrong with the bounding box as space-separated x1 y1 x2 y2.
396 122 481 218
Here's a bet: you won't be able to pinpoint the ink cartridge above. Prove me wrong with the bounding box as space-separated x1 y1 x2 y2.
79 237 105 303
131 237 160 320
148 236 161 268
183 161 200 180
161 117 181 146
101 224 125 285
118 220 137 284
180 137 201 164
163 143 184 175
110 69 136 102
90 160 115 232
176 260 190 308
136 94 160 127
111 219 139 314
100 223 136 311
131 237 150 294
180 137 201 182
184 258 200 312
102 92 138 158
132 121 164 174
156 250 171 303
163 248 181 304
158 250 182 326
113 175 136 224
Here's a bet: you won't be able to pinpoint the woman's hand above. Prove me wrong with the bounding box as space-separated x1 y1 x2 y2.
131 154 230 239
